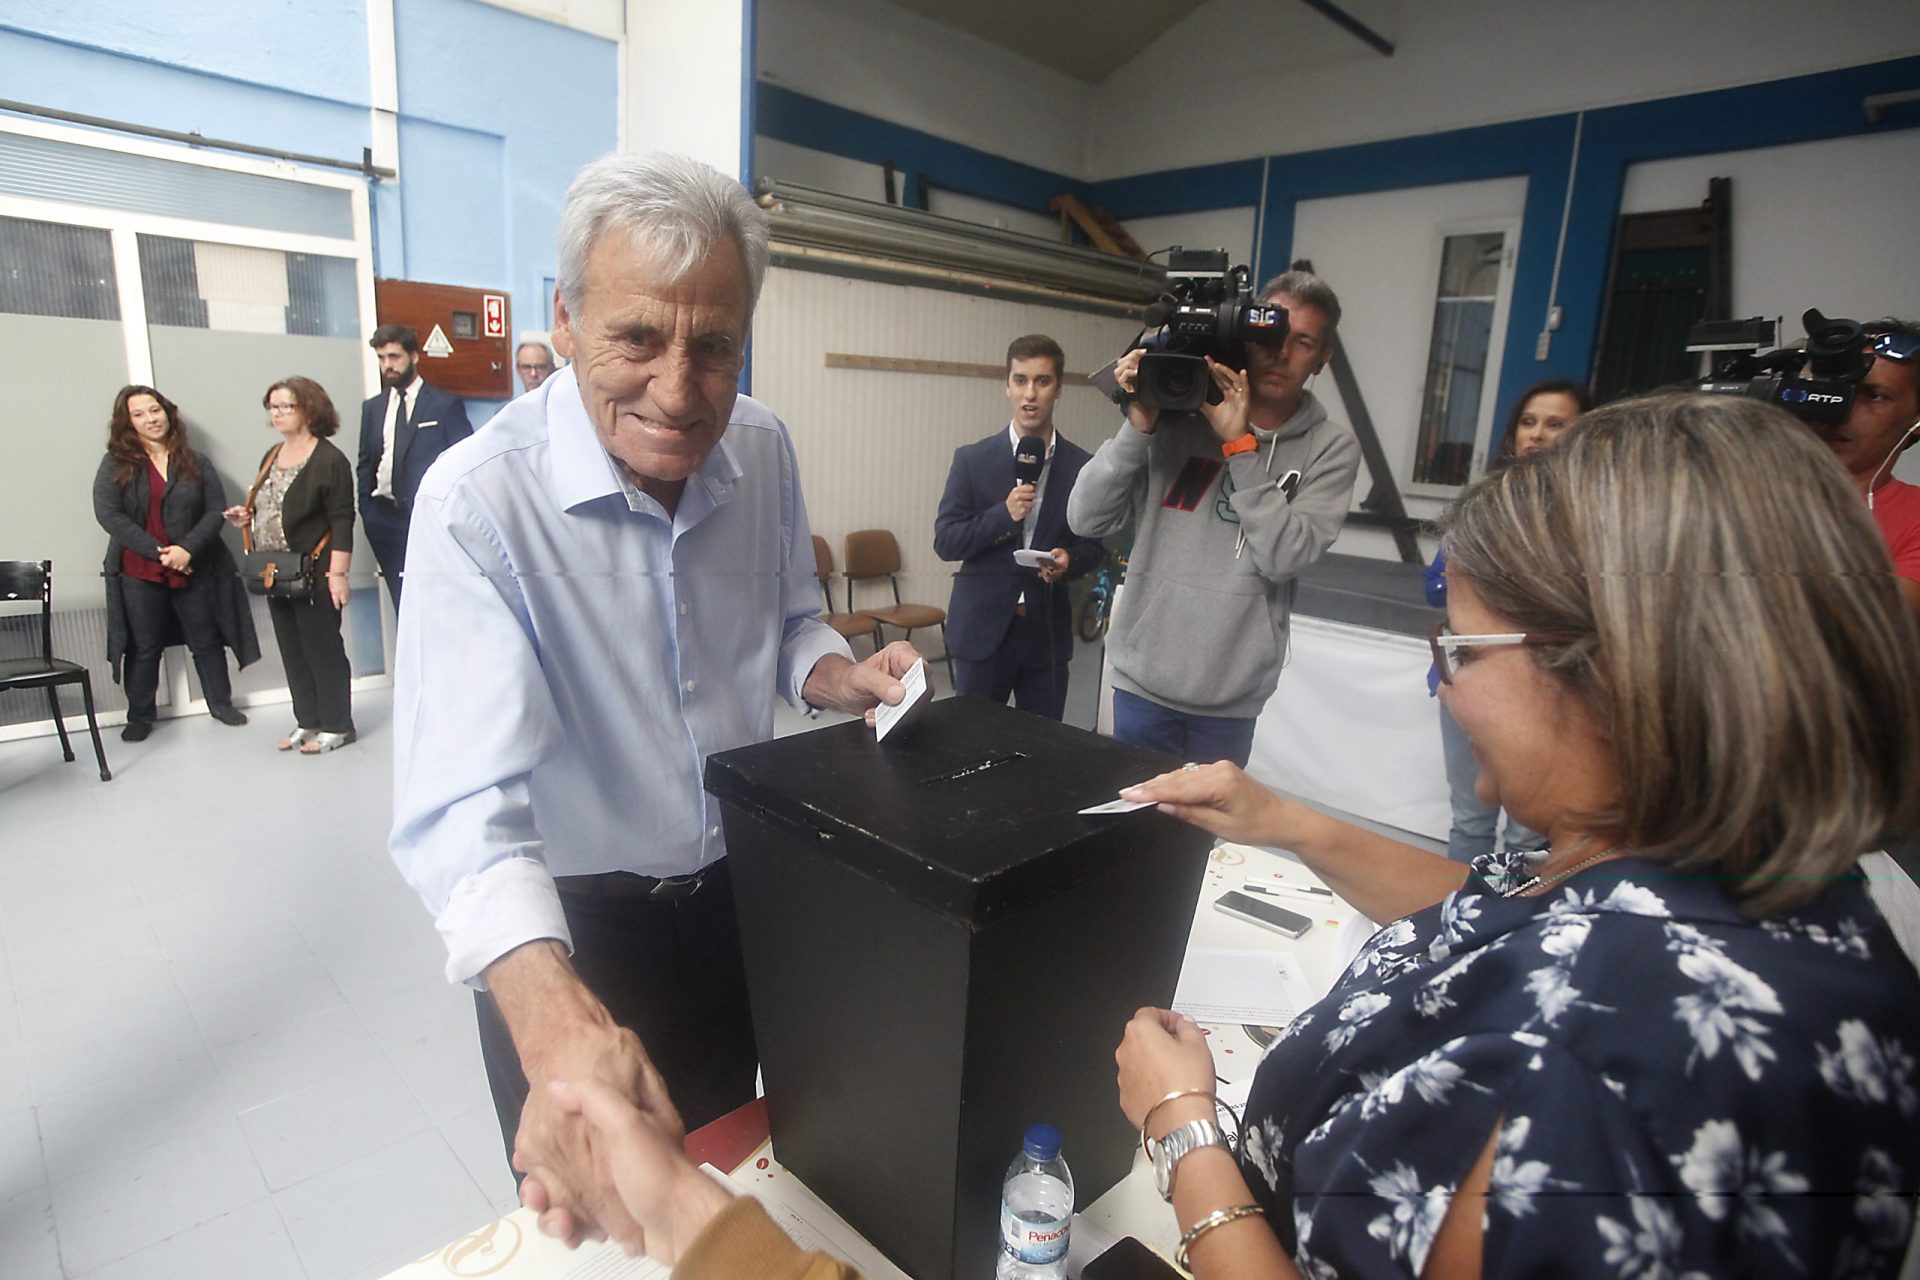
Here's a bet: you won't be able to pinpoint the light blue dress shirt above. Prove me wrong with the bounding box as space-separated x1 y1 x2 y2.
389 367 850 984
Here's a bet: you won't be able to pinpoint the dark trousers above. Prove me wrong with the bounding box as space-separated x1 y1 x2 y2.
474 859 759 1173
361 496 408 611
266 592 354 734
121 575 232 721
1111 687 1258 769
953 599 1069 720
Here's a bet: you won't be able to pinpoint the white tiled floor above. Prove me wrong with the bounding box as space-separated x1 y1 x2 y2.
0 643 1106 1278
0 687 512 1280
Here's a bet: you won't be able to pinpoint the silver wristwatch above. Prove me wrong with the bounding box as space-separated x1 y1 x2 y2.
1150 1117 1228 1202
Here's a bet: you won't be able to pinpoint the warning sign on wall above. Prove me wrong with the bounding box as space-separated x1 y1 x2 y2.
483 295 506 339
423 324 454 358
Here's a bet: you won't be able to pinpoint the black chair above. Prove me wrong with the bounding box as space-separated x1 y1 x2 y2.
0 561 111 781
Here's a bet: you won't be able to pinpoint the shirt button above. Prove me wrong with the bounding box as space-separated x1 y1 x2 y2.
679 602 689 615
709 825 721 839
684 679 696 693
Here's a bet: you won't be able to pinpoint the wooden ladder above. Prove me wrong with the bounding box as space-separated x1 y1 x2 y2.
1049 194 1146 260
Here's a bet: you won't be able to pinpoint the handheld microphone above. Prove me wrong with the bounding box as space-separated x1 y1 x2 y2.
1015 435 1045 488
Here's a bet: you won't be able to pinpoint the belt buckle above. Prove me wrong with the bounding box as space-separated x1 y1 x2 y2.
646 869 707 900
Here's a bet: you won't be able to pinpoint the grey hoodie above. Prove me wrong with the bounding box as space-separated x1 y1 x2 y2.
1066 391 1361 718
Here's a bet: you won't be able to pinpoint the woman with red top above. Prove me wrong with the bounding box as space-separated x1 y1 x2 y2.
93 385 259 741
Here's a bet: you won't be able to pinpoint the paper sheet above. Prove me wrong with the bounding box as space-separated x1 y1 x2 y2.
874 658 929 742
1172 947 1316 1027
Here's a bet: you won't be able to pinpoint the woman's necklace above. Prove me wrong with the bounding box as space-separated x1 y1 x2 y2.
1500 846 1621 898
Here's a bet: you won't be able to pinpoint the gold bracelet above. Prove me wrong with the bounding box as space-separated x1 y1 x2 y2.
1140 1088 1215 1156
1176 1203 1267 1271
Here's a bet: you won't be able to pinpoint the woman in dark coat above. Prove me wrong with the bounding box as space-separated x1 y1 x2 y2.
93 385 259 741
226 376 357 753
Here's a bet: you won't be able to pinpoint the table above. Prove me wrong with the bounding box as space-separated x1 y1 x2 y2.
386 841 1363 1279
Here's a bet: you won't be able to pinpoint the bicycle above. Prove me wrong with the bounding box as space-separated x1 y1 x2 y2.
1076 549 1128 643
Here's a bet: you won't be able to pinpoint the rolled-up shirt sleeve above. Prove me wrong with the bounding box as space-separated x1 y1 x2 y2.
775 423 852 707
389 484 570 986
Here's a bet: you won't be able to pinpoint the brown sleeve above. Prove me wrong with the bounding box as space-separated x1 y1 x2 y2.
673 1196 863 1280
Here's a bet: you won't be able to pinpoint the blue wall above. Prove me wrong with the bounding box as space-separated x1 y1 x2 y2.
0 0 617 424
760 56 1920 466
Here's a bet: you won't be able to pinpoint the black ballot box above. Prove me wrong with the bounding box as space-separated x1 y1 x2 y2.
704 696 1212 1280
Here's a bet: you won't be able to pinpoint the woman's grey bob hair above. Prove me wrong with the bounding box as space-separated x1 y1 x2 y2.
1442 392 1920 917
555 152 770 314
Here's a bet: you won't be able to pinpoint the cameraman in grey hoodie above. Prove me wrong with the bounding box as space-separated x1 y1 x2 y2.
1067 270 1360 768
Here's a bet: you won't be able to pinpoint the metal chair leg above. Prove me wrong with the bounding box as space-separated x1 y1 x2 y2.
78 674 111 781
44 685 75 762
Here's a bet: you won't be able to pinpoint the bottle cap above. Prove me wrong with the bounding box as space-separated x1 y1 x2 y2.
1023 1123 1061 1161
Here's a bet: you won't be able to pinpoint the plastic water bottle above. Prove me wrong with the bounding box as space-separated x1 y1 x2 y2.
995 1123 1073 1279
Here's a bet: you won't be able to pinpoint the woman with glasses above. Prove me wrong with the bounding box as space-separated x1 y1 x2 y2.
224 377 357 753
93 384 259 740
1113 393 1920 1278
1423 379 1588 863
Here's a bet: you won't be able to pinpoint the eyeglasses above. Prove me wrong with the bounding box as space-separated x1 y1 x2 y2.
516 363 553 374
1428 620 1579 684
266 403 299 415
1869 330 1919 363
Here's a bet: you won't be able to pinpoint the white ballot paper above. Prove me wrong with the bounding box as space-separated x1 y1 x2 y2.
1077 796 1156 815
873 657 930 742
1012 547 1051 568
1172 947 1317 1028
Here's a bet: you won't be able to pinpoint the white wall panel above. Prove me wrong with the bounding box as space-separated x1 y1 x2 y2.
1292 175 1530 544
1125 207 1259 275
752 267 1138 616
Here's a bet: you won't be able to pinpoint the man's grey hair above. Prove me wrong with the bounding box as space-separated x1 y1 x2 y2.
516 340 553 362
555 152 770 315
1260 269 1341 331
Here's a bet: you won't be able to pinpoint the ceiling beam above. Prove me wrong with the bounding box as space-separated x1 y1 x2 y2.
1297 0 1394 57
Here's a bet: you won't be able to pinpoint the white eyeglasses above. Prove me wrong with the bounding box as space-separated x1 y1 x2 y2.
1428 621 1579 684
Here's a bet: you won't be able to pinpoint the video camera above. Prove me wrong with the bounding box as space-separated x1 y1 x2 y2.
1126 248 1288 413
1692 309 1875 426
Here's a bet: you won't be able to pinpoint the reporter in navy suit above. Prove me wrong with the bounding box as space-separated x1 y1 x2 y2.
934 335 1104 720
358 324 474 609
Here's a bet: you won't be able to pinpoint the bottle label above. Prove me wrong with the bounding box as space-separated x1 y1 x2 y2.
1000 1203 1069 1266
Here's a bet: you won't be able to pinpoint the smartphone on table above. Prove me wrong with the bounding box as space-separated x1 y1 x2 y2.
1213 889 1314 938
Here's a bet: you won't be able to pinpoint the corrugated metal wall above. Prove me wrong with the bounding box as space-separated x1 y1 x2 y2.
752 266 1139 618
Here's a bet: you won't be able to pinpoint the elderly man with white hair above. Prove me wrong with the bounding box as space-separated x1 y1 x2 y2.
389 152 917 1248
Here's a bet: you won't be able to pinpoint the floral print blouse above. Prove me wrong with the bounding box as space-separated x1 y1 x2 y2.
1238 849 1920 1278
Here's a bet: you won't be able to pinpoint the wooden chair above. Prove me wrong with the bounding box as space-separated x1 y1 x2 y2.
810 536 881 652
842 529 953 686
0 561 111 781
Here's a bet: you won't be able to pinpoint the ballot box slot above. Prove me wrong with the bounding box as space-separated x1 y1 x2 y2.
918 751 1027 786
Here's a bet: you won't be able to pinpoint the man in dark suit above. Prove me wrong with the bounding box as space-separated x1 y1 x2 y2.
358 323 474 609
934 334 1105 720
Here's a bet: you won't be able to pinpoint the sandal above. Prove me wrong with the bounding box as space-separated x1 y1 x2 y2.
299 730 356 754
278 727 313 752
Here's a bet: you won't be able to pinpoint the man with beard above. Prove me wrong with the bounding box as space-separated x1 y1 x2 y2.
358 323 474 609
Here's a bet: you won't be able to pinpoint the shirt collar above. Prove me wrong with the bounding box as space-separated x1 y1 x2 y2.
1006 422 1055 458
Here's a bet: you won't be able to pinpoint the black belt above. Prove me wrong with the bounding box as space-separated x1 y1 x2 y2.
557 865 717 901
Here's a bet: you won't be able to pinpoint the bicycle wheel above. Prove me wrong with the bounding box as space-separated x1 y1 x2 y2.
1077 587 1110 643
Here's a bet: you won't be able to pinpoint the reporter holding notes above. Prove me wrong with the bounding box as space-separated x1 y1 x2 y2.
1114 393 1920 1278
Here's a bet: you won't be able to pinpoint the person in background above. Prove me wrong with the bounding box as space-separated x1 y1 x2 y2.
1115 393 1920 1279
517 339 558 393
1424 378 1589 862
93 384 258 741
934 333 1104 720
1816 319 1920 622
1067 270 1360 768
357 323 473 610
226 377 356 753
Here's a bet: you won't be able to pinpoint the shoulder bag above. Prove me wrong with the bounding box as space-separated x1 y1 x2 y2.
239 447 332 600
